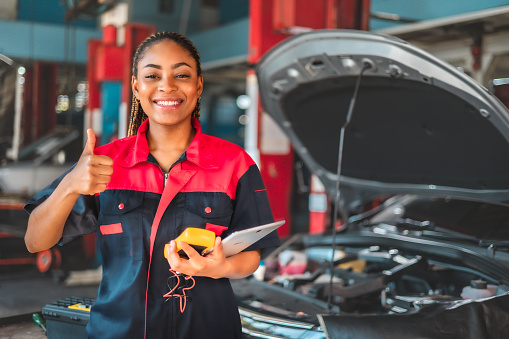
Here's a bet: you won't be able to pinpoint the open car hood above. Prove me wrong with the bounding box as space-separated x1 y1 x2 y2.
256 29 509 206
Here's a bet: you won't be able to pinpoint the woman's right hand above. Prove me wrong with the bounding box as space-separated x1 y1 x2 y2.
65 129 114 196
25 129 113 253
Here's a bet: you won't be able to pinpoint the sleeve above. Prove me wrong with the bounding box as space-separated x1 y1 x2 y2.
227 163 281 257
24 164 99 245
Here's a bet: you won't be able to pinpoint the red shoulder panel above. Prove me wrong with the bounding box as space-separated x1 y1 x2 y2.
95 137 163 194
181 135 255 199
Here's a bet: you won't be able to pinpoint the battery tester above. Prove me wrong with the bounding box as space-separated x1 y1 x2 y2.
164 228 216 259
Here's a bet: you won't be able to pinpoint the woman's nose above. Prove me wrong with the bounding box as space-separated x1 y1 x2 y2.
158 76 177 92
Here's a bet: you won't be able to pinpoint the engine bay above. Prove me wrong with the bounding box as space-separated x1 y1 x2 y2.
272 244 497 315
234 230 509 322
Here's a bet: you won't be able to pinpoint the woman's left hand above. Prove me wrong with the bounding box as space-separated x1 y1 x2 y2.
165 237 260 279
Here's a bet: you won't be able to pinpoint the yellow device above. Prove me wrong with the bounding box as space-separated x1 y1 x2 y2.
164 228 216 259
68 303 92 312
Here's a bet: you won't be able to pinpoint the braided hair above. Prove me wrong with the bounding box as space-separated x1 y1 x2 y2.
127 32 202 137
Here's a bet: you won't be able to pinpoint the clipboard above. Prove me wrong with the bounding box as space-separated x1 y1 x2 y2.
220 220 285 257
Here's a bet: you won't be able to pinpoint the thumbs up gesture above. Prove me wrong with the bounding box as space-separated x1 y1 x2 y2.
82 128 98 156
66 129 114 196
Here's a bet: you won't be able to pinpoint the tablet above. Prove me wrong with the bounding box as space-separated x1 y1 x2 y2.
221 220 285 257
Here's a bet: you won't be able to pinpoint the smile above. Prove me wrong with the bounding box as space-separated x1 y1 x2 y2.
154 100 182 107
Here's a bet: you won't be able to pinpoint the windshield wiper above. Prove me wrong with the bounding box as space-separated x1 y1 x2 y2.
376 217 480 244
395 218 434 230
395 219 509 249
478 240 509 249
348 195 418 224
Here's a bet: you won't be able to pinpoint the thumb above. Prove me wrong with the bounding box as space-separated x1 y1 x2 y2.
83 129 96 155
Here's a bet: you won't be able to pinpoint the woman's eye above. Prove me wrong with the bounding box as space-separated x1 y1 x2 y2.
145 74 158 79
176 74 190 79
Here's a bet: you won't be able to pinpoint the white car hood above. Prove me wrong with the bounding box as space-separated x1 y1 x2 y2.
256 29 509 206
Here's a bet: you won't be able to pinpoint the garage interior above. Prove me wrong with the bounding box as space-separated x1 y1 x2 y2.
2 0 509 338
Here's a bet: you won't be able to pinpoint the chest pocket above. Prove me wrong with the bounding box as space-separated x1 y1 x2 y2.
182 193 234 232
98 191 144 262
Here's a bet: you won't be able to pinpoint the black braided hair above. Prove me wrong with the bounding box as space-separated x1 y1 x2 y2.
128 32 202 137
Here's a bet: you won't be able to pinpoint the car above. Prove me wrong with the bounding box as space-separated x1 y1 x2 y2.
231 29 509 338
0 127 86 275
0 127 81 197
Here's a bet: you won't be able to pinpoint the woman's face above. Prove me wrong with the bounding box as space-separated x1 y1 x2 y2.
132 40 203 129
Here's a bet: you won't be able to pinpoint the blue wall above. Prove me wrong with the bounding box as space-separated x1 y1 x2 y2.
0 0 100 63
129 0 249 35
17 0 97 27
101 81 122 145
0 20 100 64
219 0 249 24
190 18 249 67
129 0 202 34
4 0 509 64
371 0 509 30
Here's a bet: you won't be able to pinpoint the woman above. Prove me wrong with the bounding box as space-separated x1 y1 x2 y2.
25 32 279 339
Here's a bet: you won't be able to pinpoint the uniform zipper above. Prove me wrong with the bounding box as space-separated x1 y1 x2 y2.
163 171 169 189
160 154 186 189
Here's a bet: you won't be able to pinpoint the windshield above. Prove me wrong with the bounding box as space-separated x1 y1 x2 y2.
16 129 81 163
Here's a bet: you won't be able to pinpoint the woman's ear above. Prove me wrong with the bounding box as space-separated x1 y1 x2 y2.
131 76 139 100
197 75 204 97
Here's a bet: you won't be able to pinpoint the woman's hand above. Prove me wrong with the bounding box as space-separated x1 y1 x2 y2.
25 129 113 253
165 237 261 279
63 129 113 196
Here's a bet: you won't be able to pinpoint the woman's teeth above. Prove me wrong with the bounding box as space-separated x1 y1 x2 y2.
156 100 179 106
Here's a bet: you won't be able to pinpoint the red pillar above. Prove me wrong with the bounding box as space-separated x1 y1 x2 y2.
249 0 293 238
86 23 155 140
122 23 156 107
23 62 58 145
248 0 370 237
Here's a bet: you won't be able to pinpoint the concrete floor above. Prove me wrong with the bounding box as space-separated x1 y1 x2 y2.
0 317 47 339
0 266 98 338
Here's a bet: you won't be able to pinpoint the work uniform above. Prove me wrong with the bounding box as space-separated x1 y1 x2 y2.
25 118 280 339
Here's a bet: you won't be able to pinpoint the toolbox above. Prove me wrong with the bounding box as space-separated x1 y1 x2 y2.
42 297 95 339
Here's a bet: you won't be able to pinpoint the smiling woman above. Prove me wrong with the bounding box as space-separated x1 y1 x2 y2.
24 31 280 339
131 38 203 171
128 32 202 137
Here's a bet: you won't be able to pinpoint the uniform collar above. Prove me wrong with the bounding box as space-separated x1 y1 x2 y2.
186 117 219 170
121 117 218 170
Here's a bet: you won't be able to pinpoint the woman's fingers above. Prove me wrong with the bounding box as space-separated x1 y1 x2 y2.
69 129 113 195
166 239 228 277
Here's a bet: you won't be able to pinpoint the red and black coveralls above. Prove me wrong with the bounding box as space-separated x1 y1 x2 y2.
25 118 280 338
